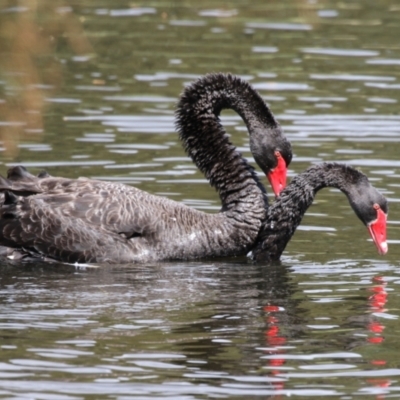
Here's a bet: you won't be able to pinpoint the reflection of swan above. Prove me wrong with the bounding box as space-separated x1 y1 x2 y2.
251 163 388 262
0 74 292 263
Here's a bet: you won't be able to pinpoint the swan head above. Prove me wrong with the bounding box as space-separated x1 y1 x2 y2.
250 126 292 197
346 172 388 255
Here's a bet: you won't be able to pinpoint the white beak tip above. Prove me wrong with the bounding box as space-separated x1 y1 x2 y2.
379 241 388 255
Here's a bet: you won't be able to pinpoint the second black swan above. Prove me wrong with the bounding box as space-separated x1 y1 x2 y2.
250 163 388 262
0 73 292 263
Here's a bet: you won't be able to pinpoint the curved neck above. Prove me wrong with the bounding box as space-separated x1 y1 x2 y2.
176 74 273 215
251 163 353 262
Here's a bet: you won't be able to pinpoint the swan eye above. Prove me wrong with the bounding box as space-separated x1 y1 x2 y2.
373 203 380 210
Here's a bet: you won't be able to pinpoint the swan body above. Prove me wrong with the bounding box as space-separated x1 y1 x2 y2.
0 73 292 263
250 163 388 263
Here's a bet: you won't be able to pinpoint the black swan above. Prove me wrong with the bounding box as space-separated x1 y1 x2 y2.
250 163 388 263
0 73 292 264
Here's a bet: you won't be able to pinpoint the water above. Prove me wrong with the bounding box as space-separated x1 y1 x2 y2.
1 0 400 398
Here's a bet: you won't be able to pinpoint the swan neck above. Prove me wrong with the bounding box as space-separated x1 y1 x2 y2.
251 163 350 262
176 74 268 234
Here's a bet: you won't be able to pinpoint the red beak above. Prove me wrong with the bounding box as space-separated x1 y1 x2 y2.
367 207 388 255
267 152 287 197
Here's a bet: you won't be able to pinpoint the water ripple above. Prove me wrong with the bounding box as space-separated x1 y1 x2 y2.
109 8 156 17
301 48 379 57
246 22 312 31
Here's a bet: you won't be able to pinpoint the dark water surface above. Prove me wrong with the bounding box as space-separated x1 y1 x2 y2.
1 0 400 398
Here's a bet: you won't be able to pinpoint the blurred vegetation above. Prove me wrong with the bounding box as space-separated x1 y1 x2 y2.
0 0 93 155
